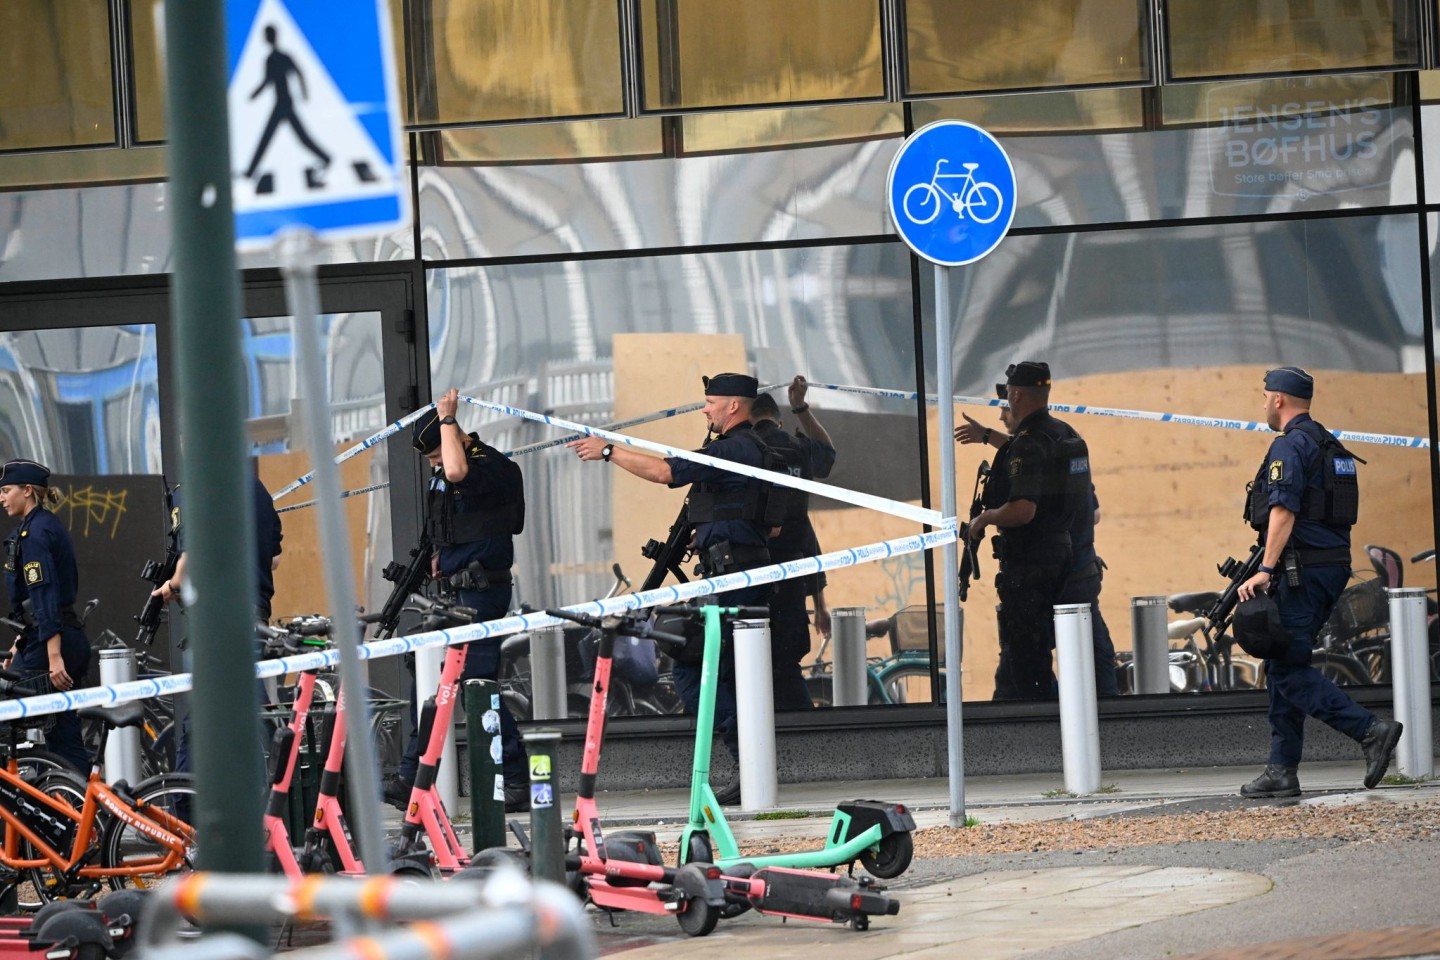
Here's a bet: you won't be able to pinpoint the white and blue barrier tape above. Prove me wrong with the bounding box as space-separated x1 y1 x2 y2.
0 527 957 721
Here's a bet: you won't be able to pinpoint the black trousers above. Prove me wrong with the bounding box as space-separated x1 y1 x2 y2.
993 560 1069 701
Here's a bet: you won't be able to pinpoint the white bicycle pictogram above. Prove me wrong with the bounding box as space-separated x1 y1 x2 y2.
901 159 1004 226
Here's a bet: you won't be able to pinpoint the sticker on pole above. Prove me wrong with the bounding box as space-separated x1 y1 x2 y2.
226 0 409 250
886 120 1017 267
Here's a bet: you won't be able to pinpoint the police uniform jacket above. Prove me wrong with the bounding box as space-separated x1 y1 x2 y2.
4 507 81 647
1253 412 1349 554
174 474 285 618
983 409 1081 561
429 436 521 578
665 422 769 552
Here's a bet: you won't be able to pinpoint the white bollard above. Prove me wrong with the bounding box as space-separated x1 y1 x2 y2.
1054 603 1100 795
733 618 777 811
831 607 868 707
413 645 458 811
1130 596 1171 695
529 626 567 721
99 648 142 785
1387 587 1433 780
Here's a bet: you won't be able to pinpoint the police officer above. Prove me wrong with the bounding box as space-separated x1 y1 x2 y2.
385 387 528 812
1234 366 1401 797
570 372 774 803
965 361 1089 701
750 377 836 710
0 459 92 771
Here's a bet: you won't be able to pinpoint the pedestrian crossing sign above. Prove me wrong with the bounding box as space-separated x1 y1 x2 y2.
226 0 409 250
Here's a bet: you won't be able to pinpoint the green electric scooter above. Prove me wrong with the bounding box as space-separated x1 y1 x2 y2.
656 603 916 879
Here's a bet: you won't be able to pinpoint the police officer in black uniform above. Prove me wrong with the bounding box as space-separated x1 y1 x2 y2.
750 380 836 710
965 361 1089 701
385 387 528 811
570 372 774 802
1235 367 1401 797
1 459 92 771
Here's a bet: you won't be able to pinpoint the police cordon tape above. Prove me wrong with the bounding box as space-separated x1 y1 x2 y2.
806 382 1429 450
0 528 957 721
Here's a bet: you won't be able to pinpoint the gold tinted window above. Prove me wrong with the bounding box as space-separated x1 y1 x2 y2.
912 89 1144 134
1422 71 1440 103
1159 74 1397 126
680 103 902 154
0 146 166 188
129 0 165 142
0 0 115 151
1165 0 1419 81
639 0 883 112
903 0 1147 96
412 0 623 125
440 118 664 164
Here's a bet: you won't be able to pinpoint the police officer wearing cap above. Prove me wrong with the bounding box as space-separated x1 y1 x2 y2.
966 361 1090 700
1234 366 1401 798
0 459 92 771
570 373 774 795
386 387 528 811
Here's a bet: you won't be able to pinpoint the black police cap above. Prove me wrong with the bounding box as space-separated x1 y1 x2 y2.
0 459 50 488
1263 366 1314 400
995 360 1051 398
702 372 758 398
412 411 442 454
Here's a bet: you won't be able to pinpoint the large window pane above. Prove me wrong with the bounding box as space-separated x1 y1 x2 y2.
902 0 1148 97
0 0 115 151
439 118 664 164
0 147 166 188
1159 74 1397 126
912 89 1144 134
1165 0 1420 82
680 103 902 154
128 0 165 143
639 0 883 112
411 0 623 125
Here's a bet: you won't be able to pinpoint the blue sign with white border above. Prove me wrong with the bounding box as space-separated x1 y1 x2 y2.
886 121 1017 266
226 0 409 250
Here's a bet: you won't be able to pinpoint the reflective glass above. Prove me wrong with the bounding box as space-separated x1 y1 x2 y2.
411 0 623 125
925 214 1427 698
1159 74 1397 126
911 90 1144 133
680 103 903 154
1165 0 1420 81
128 0 165 142
1421 70 1440 102
427 242 921 715
439 118 664 164
0 0 116 150
638 0 883 111
902 0 1148 96
0 147 166 189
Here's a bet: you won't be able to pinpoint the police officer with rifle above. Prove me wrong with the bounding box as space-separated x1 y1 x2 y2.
964 362 1090 701
571 372 775 804
133 479 182 647
1232 366 1401 798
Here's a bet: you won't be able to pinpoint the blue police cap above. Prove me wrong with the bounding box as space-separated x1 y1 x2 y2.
412 411 442 454
0 459 50 488
1263 366 1314 399
702 372 758 398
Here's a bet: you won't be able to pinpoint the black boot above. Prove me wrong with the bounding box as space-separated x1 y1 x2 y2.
1240 764 1300 798
1361 719 1403 789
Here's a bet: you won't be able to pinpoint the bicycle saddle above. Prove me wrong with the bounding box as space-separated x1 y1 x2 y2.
1168 592 1220 615
76 702 146 730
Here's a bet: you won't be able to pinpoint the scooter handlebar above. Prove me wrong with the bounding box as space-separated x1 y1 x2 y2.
652 603 769 620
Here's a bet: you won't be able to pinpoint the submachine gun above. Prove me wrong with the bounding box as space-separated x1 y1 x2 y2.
133 479 181 647
370 533 435 639
1203 542 1266 647
956 461 991 602
639 499 694 593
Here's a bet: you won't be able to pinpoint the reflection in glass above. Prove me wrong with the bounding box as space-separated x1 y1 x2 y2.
1165 0 1420 81
0 148 167 189
0 326 159 474
1159 74 1397 126
680 103 902 154
911 89 1144 134
129 0 166 143
924 214 1427 699
0 0 115 151
639 0 883 111
902 0 1147 96
410 0 623 125
439 118 664 164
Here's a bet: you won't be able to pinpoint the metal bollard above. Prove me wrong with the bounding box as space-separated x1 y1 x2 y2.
1387 588 1434 780
463 679 506 852
529 626 567 721
1054 603 1100 794
1130 596 1170 695
733 618 777 811
831 607 868 706
98 648 141 784
524 728 565 885
414 645 458 812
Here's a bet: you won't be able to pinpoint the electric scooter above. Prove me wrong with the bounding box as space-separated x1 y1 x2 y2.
544 607 900 933
656 603 916 878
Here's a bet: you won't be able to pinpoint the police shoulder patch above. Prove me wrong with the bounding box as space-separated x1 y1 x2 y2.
22 561 43 585
1268 459 1284 483
1009 457 1023 478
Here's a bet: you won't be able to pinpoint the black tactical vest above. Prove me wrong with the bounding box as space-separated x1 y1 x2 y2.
686 429 799 528
426 438 525 545
1245 419 1360 531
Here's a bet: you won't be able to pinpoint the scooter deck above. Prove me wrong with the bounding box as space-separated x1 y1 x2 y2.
727 866 900 925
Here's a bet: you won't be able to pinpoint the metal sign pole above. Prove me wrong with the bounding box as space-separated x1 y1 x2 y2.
278 230 388 876
934 265 967 825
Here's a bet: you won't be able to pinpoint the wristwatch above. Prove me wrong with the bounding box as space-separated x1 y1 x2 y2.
601 444 614 462
439 415 457 426
791 404 809 414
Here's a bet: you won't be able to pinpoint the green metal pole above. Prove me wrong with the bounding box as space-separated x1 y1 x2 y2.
463 678 505 852
524 728 565 885
162 0 267 907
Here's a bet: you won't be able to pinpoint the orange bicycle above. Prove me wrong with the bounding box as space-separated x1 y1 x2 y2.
0 670 195 904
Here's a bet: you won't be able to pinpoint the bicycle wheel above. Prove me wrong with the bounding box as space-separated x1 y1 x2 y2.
902 182 943 225
962 182 1004 224
14 747 79 784
21 770 95 907
101 773 196 893
877 664 941 705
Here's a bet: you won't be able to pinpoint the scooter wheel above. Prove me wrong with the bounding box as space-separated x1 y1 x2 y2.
35 908 112 960
685 834 713 866
676 896 719 937
96 889 149 958
859 832 914 880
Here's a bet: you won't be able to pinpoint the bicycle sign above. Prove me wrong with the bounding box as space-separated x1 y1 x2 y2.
886 120 1017 266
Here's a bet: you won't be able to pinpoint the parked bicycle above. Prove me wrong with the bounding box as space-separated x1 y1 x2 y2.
805 605 944 706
